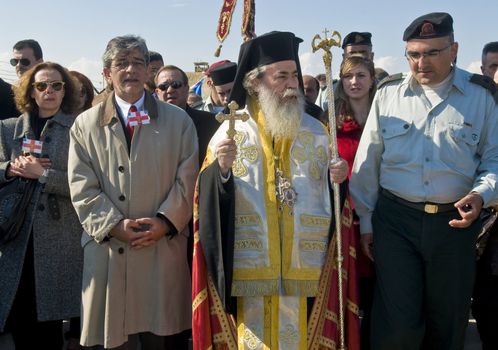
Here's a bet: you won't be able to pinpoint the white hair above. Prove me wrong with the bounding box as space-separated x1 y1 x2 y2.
258 84 304 140
243 66 266 96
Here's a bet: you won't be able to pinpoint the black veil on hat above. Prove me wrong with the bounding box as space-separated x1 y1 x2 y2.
228 31 305 109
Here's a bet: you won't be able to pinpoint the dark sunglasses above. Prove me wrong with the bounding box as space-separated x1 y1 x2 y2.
10 58 31 67
157 80 184 91
32 81 65 92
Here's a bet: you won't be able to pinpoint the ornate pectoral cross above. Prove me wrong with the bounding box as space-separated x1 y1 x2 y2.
215 100 250 139
274 154 297 215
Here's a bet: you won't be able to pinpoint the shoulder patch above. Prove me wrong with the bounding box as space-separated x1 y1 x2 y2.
377 72 404 89
470 74 498 104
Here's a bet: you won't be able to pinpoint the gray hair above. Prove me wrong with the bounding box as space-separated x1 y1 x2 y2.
102 35 149 69
242 65 266 96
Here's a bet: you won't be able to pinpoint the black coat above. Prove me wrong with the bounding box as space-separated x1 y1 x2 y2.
0 79 19 120
185 106 220 167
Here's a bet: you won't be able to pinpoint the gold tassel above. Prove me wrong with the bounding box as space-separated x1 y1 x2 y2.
214 44 222 57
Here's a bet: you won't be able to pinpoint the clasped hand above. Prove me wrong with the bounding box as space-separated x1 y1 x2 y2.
8 155 51 179
110 217 169 249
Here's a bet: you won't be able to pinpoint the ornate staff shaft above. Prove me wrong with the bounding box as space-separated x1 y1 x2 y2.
312 29 346 350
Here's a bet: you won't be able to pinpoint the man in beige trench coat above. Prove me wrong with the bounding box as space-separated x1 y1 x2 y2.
68 35 198 349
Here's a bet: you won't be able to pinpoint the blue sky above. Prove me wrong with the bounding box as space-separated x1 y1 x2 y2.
0 0 495 90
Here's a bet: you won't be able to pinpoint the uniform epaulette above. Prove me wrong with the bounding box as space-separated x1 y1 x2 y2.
470 74 498 104
377 72 405 89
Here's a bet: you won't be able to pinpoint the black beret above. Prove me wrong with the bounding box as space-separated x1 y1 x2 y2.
403 12 453 41
209 62 237 86
342 32 372 49
228 31 304 108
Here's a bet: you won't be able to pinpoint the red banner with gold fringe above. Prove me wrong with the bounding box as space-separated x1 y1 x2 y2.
241 0 256 41
216 0 237 43
215 0 256 56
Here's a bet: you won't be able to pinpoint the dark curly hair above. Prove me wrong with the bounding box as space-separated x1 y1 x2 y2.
14 61 79 116
69 70 95 112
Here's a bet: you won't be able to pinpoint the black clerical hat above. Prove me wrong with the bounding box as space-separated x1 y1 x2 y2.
206 60 230 75
228 31 303 109
342 32 372 48
403 12 453 41
209 62 237 86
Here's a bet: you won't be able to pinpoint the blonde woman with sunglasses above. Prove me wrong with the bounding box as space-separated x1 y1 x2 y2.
0 62 83 350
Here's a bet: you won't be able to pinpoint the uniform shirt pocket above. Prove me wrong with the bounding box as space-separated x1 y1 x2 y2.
439 122 480 173
380 117 413 164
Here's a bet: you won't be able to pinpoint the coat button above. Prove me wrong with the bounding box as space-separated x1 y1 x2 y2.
44 136 51 143
118 195 126 201
38 204 45 211
118 247 124 254
403 124 409 129
118 166 125 173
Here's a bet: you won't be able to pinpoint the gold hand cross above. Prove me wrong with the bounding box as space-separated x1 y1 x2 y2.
215 100 250 139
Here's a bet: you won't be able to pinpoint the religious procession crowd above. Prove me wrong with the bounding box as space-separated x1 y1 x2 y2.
0 10 497 350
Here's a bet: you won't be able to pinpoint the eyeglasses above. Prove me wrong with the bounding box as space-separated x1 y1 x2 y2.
111 59 146 71
10 58 31 67
32 81 65 92
405 44 452 62
157 81 184 91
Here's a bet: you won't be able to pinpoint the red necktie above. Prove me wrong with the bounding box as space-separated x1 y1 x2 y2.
127 105 137 138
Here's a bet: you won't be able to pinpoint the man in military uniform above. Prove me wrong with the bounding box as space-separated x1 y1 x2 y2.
481 41 498 84
342 31 374 60
471 40 498 350
350 12 498 350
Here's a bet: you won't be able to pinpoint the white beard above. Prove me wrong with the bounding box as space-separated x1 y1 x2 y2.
258 86 304 140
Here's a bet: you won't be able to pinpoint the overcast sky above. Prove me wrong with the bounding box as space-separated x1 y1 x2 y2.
0 0 494 90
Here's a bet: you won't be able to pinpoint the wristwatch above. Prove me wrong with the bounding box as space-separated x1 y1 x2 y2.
38 169 49 184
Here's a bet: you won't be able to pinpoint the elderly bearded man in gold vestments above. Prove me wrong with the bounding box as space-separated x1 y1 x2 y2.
192 31 350 350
